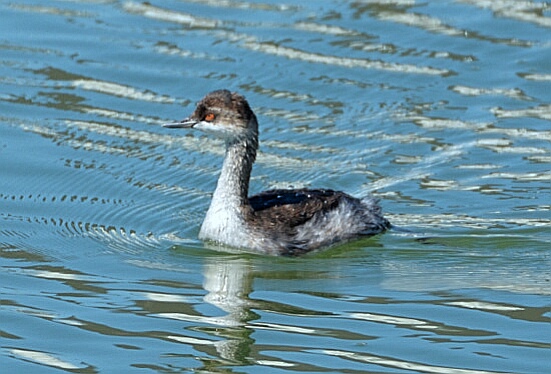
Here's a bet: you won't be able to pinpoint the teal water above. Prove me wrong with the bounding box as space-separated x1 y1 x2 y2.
1 1 550 373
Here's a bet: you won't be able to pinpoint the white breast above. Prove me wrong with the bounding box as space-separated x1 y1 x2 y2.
199 202 249 248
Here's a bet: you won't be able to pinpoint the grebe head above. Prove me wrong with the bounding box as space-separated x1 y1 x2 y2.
164 89 258 142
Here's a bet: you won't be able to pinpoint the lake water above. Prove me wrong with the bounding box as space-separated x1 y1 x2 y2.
1 0 550 373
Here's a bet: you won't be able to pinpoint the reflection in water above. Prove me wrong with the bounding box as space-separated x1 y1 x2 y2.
151 255 256 366
2 243 549 372
203 257 252 327
201 257 255 364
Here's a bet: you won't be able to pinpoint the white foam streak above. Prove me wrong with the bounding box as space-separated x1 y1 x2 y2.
323 349 509 374
8 349 84 370
72 80 174 104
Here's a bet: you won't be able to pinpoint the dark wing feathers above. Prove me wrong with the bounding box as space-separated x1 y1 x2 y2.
247 188 388 256
248 188 347 228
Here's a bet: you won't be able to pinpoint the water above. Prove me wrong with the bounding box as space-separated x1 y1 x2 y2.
1 0 550 372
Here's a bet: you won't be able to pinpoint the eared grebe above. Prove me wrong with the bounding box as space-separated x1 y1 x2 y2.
164 89 390 256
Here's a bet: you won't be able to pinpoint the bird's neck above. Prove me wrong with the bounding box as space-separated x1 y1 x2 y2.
213 132 257 208
199 120 258 242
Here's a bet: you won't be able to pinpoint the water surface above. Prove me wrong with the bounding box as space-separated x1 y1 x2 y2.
1 1 550 373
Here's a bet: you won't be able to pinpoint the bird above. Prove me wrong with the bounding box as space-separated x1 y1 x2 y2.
164 89 390 256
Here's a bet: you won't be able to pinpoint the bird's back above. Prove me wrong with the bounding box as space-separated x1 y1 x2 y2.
247 188 389 255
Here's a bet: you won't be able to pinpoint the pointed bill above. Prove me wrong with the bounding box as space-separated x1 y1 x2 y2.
163 118 197 128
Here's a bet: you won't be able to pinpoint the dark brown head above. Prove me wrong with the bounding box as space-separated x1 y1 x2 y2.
164 90 258 141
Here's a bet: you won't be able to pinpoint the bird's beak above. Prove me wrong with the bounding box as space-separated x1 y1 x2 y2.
163 118 197 129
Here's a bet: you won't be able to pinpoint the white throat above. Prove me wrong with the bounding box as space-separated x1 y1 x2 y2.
198 120 258 247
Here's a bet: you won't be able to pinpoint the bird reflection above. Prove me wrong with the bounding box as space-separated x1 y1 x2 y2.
201 256 257 364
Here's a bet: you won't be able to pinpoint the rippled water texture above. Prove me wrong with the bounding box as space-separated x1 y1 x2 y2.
1 1 550 373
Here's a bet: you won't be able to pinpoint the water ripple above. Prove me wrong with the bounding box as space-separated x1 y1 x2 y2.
1 0 549 372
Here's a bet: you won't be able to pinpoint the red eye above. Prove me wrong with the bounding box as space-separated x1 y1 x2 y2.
204 113 215 122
